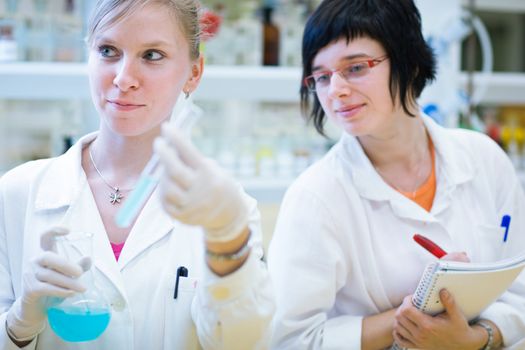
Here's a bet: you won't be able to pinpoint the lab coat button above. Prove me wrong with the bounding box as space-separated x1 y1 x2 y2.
210 286 230 300
112 298 126 311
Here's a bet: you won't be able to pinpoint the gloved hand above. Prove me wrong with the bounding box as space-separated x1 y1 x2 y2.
6 228 90 341
155 123 250 242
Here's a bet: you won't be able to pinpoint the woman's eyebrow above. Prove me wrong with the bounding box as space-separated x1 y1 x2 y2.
94 35 173 48
312 53 371 72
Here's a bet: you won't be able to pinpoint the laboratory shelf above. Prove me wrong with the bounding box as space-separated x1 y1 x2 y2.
0 63 89 100
195 65 302 102
461 0 525 13
0 62 302 102
458 72 525 105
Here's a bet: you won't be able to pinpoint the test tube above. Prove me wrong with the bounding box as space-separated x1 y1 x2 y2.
115 154 161 228
115 94 201 228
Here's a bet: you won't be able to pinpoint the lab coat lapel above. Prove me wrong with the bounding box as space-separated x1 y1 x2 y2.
421 116 476 216
339 132 438 223
116 186 175 269
34 132 98 211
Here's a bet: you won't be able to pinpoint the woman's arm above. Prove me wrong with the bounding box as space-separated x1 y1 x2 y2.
154 125 277 348
269 186 370 349
192 206 274 350
205 226 251 276
362 309 397 350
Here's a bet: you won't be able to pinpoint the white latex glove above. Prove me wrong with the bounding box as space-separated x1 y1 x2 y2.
6 228 90 341
155 123 250 242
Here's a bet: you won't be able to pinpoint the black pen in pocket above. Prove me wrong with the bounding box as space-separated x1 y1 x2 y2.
174 266 188 299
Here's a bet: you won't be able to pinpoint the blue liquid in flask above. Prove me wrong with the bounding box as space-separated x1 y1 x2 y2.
48 306 111 342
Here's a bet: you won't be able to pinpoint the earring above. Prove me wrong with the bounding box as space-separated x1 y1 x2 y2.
184 90 190 99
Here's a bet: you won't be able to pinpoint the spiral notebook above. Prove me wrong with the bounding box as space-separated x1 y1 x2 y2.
411 252 525 320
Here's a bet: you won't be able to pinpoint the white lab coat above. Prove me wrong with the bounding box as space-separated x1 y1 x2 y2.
0 133 274 350
269 116 525 349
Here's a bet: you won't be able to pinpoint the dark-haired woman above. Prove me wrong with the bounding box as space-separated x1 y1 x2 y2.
268 0 525 349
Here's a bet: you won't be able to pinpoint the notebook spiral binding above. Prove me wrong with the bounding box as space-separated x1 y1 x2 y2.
413 262 440 309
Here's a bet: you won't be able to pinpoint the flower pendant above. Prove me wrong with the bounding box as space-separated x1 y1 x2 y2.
109 188 124 205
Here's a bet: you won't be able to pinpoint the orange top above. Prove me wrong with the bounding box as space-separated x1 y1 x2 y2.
398 139 436 212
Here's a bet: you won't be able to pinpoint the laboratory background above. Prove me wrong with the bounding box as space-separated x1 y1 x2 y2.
1 0 525 251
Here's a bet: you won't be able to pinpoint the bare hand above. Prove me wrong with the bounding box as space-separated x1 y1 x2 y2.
393 290 481 349
441 251 470 262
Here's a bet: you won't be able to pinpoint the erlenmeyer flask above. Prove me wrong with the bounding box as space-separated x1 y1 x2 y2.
46 232 111 342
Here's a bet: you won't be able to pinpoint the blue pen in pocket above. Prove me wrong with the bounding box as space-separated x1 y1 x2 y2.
500 215 512 259
501 215 511 242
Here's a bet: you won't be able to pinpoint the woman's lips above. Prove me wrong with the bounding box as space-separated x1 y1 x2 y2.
335 104 364 119
107 100 146 112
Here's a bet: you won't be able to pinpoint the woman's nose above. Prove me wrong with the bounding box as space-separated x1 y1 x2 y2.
327 72 351 100
113 59 140 91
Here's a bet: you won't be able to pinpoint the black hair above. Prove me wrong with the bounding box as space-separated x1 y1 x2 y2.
301 0 436 136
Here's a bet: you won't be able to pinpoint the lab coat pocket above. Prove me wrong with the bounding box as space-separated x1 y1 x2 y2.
474 224 505 262
164 275 199 350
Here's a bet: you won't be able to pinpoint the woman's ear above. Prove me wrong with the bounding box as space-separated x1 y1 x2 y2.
183 56 204 96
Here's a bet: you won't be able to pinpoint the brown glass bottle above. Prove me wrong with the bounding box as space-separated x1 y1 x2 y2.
262 7 280 66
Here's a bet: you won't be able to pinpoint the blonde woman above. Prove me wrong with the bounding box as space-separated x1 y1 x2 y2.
0 1 273 349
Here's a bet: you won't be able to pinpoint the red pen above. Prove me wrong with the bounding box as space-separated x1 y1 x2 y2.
413 234 447 258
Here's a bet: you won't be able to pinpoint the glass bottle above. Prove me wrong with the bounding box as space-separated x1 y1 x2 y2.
46 232 111 342
262 6 280 66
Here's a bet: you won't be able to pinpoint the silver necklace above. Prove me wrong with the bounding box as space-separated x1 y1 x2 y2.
375 160 425 200
88 146 133 205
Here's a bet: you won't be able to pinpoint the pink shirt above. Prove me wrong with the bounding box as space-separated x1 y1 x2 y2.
110 241 125 261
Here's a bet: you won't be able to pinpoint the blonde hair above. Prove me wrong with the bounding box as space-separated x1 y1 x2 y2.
86 0 201 60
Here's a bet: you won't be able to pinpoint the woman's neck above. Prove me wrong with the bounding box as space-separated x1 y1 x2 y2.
87 127 159 190
360 115 428 171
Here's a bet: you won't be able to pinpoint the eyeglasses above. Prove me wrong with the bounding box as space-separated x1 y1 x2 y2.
304 55 388 92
